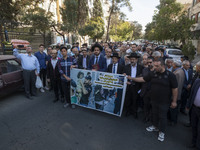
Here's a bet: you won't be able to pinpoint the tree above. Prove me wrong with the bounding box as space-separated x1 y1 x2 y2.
144 22 156 41
182 41 196 60
93 0 103 17
110 21 132 41
0 0 43 51
22 7 54 46
105 0 132 42
130 21 142 40
60 0 89 43
79 17 105 41
147 0 194 45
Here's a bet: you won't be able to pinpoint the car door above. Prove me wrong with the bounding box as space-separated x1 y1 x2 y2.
0 59 23 95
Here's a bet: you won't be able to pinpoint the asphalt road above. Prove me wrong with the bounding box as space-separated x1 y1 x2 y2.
0 90 193 150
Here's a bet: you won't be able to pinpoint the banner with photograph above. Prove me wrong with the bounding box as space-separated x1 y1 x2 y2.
70 68 127 117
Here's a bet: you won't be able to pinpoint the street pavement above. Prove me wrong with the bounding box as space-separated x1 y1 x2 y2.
0 90 193 150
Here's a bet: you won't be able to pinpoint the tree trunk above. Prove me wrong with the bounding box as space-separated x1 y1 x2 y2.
106 0 114 42
0 24 4 54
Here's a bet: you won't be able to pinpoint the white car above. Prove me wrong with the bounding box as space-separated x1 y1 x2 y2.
165 48 184 61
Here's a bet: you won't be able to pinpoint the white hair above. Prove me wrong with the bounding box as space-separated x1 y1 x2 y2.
165 58 173 64
173 60 182 67
183 60 190 65
152 51 161 57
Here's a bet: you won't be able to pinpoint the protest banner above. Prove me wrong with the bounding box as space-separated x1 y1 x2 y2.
70 68 127 117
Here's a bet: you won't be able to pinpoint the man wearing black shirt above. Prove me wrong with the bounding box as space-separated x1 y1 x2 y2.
128 58 178 142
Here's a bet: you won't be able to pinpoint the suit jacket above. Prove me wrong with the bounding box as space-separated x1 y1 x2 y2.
173 68 185 100
47 59 61 80
88 54 107 72
123 63 143 90
187 79 200 109
77 55 90 69
182 68 193 89
107 63 124 74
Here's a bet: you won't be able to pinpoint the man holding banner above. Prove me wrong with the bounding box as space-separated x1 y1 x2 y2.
88 43 107 72
124 52 143 118
58 46 77 108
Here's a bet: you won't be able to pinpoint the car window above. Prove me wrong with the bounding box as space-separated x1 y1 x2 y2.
168 50 182 55
0 61 8 74
7 60 22 73
0 60 22 74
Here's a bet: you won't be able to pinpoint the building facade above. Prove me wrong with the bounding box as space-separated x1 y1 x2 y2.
188 0 200 54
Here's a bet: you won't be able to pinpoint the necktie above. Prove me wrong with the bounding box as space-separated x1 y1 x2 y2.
113 64 116 73
95 56 98 64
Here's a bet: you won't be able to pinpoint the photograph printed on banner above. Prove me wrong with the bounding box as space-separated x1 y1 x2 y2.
70 69 126 116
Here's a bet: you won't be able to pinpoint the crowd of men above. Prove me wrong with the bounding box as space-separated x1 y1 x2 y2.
13 41 200 148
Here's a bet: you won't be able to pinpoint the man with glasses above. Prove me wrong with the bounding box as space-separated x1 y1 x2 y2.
47 49 64 103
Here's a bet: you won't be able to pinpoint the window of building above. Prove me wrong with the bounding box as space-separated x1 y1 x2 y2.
193 0 197 6
191 15 196 21
198 13 200 23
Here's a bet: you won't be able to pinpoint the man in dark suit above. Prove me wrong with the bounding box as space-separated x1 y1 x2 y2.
107 52 124 74
107 52 124 115
186 79 200 149
123 52 143 118
77 48 90 69
88 43 107 72
180 60 193 115
47 50 64 102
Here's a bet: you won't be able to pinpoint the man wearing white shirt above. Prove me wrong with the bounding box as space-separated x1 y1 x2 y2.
13 46 40 99
123 52 143 118
107 53 124 74
47 50 64 103
105 48 112 67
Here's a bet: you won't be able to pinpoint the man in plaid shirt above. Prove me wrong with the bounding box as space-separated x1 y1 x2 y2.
58 47 77 108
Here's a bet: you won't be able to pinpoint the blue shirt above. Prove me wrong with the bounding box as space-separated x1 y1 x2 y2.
183 68 189 81
94 55 100 64
13 48 40 74
57 50 63 58
34 51 47 69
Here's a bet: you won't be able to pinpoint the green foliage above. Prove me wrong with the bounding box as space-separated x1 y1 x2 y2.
110 21 132 41
93 0 103 17
145 0 194 45
61 0 88 33
0 0 43 23
130 21 142 40
22 7 54 34
79 17 105 41
182 41 196 60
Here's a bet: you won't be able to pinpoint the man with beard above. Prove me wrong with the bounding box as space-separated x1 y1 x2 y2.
80 75 92 106
123 52 143 118
128 58 178 142
88 43 107 72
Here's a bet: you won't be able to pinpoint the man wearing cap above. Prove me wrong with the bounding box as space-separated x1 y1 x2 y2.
123 52 143 118
88 43 107 72
77 48 90 69
107 52 124 74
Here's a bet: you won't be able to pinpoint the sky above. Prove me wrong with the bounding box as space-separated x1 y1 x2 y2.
121 0 160 32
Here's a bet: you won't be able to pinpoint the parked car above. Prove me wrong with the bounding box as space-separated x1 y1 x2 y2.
0 55 23 97
165 48 184 61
